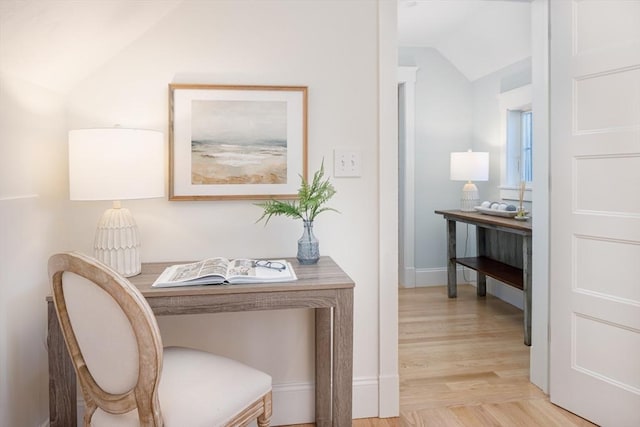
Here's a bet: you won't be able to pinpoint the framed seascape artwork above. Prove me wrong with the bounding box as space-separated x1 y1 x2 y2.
168 84 308 200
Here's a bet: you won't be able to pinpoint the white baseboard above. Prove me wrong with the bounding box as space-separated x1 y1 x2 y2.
353 376 381 418
402 266 472 289
414 266 476 287
400 266 415 288
414 266 447 286
273 376 381 423
378 373 400 417
487 278 524 309
71 376 385 425
413 268 523 310
271 376 382 424
271 381 315 425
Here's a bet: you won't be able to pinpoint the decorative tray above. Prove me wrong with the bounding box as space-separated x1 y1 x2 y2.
474 206 526 218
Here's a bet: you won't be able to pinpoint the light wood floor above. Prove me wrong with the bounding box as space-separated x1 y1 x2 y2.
286 285 596 426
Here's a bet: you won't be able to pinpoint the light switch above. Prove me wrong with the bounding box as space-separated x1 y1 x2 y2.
334 149 361 177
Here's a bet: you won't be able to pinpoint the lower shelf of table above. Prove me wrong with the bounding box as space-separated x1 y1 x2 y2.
454 256 524 290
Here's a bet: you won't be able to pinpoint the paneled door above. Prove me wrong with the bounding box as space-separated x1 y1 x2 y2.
549 1 640 426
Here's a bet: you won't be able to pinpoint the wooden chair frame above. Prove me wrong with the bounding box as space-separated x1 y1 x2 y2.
49 252 272 427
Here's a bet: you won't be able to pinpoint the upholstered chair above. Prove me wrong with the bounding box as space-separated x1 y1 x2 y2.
48 252 272 427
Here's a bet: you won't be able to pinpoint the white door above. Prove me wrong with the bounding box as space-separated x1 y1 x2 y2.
549 1 640 426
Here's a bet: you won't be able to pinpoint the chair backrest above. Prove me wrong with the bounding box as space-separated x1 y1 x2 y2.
48 252 164 426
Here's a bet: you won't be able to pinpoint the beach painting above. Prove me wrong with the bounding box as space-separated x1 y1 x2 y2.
191 100 287 185
169 84 307 200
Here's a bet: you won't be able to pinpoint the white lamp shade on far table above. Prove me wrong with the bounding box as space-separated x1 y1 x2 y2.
450 151 489 212
69 128 164 277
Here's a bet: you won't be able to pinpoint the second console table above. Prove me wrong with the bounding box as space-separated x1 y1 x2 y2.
435 209 533 345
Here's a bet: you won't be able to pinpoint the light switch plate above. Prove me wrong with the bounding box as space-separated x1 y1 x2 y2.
334 149 361 177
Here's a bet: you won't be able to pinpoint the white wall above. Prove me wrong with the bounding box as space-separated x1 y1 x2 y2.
472 58 532 307
63 1 384 424
0 73 68 426
472 57 532 203
398 47 474 280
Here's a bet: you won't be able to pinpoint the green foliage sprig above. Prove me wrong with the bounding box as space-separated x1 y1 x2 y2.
257 160 338 224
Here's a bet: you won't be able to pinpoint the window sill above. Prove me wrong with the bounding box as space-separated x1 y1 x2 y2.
499 185 532 202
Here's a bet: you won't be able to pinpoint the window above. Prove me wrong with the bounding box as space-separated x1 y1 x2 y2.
499 85 533 202
521 110 533 182
506 109 533 185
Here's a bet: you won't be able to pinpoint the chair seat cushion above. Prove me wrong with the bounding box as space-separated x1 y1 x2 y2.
160 346 272 427
90 346 271 427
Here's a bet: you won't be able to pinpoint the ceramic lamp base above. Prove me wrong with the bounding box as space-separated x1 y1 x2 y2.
460 181 479 212
93 204 141 277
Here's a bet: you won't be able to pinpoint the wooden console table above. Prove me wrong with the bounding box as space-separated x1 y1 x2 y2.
47 256 354 427
435 210 532 345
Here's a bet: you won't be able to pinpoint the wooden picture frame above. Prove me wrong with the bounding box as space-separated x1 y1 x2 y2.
168 84 308 200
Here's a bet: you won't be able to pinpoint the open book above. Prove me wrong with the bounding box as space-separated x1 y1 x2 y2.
151 258 297 288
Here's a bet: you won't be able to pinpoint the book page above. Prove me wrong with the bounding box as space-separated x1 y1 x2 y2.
227 260 297 283
160 258 228 283
199 258 231 277
226 259 256 277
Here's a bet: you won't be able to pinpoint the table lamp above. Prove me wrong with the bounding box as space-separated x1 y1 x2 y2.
450 150 489 212
68 128 164 277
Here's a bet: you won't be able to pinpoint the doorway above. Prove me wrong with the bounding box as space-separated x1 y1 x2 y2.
395 0 550 398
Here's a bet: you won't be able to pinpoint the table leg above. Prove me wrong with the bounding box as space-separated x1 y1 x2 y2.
446 219 457 298
333 289 354 426
47 301 77 427
476 227 487 296
523 235 533 346
315 308 331 427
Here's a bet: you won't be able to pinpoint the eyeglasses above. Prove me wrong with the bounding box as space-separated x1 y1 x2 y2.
253 260 287 271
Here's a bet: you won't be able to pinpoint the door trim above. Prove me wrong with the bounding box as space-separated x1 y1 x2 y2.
530 0 550 394
398 66 418 288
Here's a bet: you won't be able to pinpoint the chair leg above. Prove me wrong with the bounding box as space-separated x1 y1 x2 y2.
257 391 272 427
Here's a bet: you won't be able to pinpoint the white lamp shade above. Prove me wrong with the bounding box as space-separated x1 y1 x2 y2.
69 128 164 201
450 151 489 182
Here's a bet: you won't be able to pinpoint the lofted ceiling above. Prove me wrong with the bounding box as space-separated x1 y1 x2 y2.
0 0 183 92
398 0 532 81
0 0 531 92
